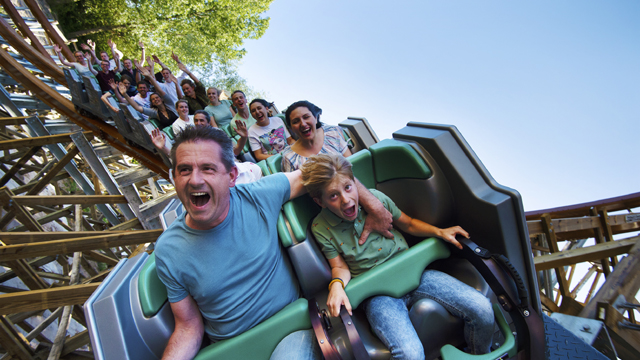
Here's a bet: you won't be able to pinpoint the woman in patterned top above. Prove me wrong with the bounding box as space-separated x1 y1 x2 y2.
280 100 352 172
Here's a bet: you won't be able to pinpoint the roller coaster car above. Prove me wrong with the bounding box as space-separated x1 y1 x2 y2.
84 122 544 360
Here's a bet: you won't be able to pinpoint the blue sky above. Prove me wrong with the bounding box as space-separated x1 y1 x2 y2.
236 0 639 212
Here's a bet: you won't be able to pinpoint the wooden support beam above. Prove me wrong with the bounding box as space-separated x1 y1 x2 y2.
22 0 75 62
0 315 33 359
11 171 69 195
0 283 100 315
0 231 129 244
580 238 640 319
590 207 612 277
0 0 54 62
0 229 162 261
60 330 91 357
0 146 41 187
598 209 619 268
108 217 142 231
0 187 44 232
25 145 79 196
0 132 93 151
534 235 639 271
85 250 119 266
12 194 128 207
540 213 571 299
6 205 73 232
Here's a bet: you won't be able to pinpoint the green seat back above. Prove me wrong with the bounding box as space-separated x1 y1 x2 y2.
369 139 431 183
266 153 282 174
194 299 311 360
162 126 175 140
256 160 270 176
283 195 321 242
148 118 160 129
347 150 375 189
138 253 168 317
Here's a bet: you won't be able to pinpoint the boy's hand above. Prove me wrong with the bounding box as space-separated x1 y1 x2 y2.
437 226 468 249
359 204 393 245
327 283 352 317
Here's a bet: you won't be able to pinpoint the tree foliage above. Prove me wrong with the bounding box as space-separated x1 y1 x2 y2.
194 60 267 101
50 0 273 67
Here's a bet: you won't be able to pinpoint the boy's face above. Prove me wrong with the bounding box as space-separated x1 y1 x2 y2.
314 175 359 221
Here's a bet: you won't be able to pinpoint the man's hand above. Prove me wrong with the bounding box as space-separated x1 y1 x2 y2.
171 52 181 64
234 119 247 138
138 41 145 48
139 66 151 78
108 78 117 91
83 52 91 61
107 39 115 49
86 39 96 50
117 81 127 95
326 283 352 317
80 43 89 51
437 226 468 250
53 44 61 53
146 55 155 70
176 62 187 72
151 128 167 150
152 55 161 63
360 206 394 245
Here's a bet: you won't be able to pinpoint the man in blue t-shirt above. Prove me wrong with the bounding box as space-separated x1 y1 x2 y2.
155 126 395 359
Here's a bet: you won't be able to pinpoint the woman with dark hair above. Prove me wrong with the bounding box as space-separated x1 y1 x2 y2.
280 100 351 172
248 99 294 161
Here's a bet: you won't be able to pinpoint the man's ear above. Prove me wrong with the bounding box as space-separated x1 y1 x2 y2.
312 196 325 208
228 165 239 187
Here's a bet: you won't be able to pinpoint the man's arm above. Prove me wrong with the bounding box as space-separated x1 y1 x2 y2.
162 295 204 360
355 180 394 245
53 44 74 67
138 41 146 66
84 52 98 76
284 170 307 200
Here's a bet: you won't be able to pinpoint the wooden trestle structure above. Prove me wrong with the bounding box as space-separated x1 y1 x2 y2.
0 0 638 359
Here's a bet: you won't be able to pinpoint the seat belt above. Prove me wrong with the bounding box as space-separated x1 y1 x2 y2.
309 298 371 360
454 237 546 360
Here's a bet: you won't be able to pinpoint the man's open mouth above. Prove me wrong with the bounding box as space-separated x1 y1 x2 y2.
190 192 210 207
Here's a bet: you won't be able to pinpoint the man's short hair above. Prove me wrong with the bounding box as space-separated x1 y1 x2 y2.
100 51 109 56
171 126 235 172
120 74 133 84
284 100 323 129
231 90 246 99
300 153 354 199
181 79 195 88
194 110 211 122
137 81 149 89
161 68 171 73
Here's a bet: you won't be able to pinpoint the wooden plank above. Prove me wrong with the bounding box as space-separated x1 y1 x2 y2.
0 315 33 359
579 238 640 319
0 187 44 232
22 0 75 62
527 213 639 236
0 132 93 151
12 194 128 207
85 250 119 266
25 145 79 196
534 236 638 271
0 146 41 187
0 0 54 62
0 229 162 261
0 231 129 244
526 191 640 220
590 207 611 277
7 205 74 232
108 217 142 231
0 283 100 315
599 209 619 268
541 213 571 299
61 330 91 356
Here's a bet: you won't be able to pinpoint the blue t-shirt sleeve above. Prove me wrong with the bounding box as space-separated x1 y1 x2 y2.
237 173 290 217
155 247 189 303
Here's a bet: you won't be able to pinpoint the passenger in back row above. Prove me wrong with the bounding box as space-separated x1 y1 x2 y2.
228 90 256 138
248 99 294 161
300 154 495 360
281 100 351 172
205 87 235 128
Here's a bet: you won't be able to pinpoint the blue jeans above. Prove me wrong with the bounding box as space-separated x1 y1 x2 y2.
270 329 322 360
363 270 494 360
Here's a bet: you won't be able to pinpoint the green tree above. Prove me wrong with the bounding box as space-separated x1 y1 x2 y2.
193 60 267 101
50 0 273 67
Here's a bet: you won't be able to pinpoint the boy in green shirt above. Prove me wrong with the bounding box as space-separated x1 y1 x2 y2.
301 153 494 359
